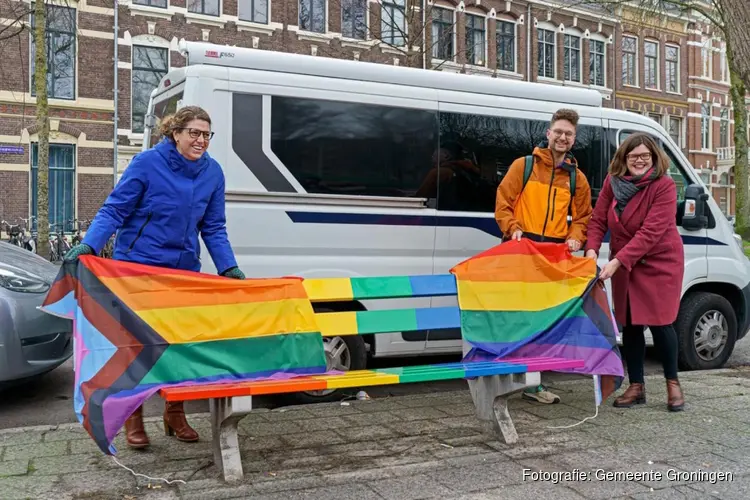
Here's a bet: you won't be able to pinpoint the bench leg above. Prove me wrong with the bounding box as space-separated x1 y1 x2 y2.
209 395 253 482
467 372 540 445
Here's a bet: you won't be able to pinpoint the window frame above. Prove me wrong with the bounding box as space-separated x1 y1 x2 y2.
563 33 581 83
30 142 76 233
495 19 516 73
665 43 679 93
29 3 77 101
464 12 486 67
430 6 455 61
589 38 605 87
621 35 638 86
187 0 220 16
299 0 327 33
381 0 406 46
131 44 170 135
644 39 659 90
701 102 711 150
537 27 556 79
132 0 168 7
238 0 269 24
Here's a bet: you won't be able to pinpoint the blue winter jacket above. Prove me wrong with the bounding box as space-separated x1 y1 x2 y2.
82 139 237 274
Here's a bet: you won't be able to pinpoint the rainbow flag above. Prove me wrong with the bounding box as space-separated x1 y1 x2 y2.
451 239 623 400
40 256 327 455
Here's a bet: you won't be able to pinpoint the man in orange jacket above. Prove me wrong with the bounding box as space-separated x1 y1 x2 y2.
495 108 593 404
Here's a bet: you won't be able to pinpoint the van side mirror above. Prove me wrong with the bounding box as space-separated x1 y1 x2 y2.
682 184 709 231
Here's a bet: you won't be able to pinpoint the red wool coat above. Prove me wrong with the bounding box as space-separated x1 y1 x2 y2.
585 174 684 327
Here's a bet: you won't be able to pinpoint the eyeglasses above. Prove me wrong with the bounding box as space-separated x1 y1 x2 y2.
626 152 652 162
180 128 214 141
551 129 575 138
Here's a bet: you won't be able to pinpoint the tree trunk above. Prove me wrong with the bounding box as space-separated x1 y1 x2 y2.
34 0 50 259
729 73 748 237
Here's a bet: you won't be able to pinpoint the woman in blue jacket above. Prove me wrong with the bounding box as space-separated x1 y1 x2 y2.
65 105 245 448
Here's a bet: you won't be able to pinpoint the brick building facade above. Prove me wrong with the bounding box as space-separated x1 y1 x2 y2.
0 0 744 233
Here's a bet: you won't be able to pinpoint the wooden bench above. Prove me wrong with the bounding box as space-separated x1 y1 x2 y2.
159 274 585 482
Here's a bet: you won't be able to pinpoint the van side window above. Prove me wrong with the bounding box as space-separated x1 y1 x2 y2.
270 96 438 199
436 111 605 212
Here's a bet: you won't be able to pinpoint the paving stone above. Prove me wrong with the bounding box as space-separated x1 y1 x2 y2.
665 452 748 478
324 441 391 458
240 435 285 452
56 469 135 496
2 440 68 461
352 399 410 413
181 484 259 500
304 403 363 417
240 420 304 437
295 416 349 432
41 429 88 442
0 432 43 446
261 407 317 421
688 473 750 500
630 484 719 500
423 461 523 493
368 472 454 499
565 474 652 499
279 430 346 449
342 411 404 427
241 483 384 500
397 407 452 421
385 419 449 437
335 424 402 441
0 475 62 499
69 437 102 455
0 459 29 477
30 453 98 475
453 482 588 500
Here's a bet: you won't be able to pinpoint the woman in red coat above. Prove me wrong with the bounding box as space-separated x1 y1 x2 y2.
585 132 685 412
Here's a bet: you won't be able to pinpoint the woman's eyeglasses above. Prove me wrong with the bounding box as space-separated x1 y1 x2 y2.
626 152 651 162
180 128 214 140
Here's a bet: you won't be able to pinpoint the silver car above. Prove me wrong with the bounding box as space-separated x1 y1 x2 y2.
0 241 73 387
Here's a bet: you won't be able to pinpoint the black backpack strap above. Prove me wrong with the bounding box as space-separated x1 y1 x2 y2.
522 155 533 189
567 168 577 225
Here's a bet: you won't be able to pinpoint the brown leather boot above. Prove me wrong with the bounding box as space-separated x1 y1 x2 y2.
666 379 684 412
124 405 150 449
613 382 645 408
163 401 199 442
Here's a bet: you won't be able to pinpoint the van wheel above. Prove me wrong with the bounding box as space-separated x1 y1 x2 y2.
676 292 737 371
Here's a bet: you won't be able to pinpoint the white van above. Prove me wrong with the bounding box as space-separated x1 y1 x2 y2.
143 40 750 402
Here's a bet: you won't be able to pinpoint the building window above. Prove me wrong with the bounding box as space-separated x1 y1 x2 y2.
701 102 711 150
238 0 268 23
621 35 637 86
720 47 729 82
496 20 515 72
431 8 454 60
132 0 167 6
720 108 730 149
341 0 366 39
589 39 604 86
537 28 555 79
132 45 169 134
648 113 661 125
563 34 581 82
644 40 658 89
30 143 76 233
668 116 682 148
187 0 219 15
381 0 405 46
702 37 712 78
30 4 76 100
665 44 679 93
465 14 485 66
300 0 326 33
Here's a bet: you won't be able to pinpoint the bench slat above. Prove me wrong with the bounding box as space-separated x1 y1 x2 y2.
159 357 585 402
315 306 460 336
303 274 457 302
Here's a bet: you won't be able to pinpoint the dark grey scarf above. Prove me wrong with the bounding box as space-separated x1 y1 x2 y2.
610 168 658 216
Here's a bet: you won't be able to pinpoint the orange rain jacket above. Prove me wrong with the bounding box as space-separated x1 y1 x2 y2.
495 146 593 244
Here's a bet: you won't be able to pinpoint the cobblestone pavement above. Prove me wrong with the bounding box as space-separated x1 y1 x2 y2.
2 368 750 499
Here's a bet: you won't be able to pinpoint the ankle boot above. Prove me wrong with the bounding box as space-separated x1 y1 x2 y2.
613 382 645 408
666 379 684 412
124 405 150 449
163 401 199 442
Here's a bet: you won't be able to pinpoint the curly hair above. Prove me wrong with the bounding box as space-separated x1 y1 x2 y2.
159 106 212 141
550 108 579 128
609 132 670 178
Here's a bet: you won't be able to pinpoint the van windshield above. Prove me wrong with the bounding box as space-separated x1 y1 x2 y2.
145 90 183 149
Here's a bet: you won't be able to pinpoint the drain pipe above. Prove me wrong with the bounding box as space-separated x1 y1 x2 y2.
113 0 119 187
526 3 531 81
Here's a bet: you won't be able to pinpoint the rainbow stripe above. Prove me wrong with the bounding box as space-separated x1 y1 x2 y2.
160 356 585 401
40 256 326 455
451 239 624 382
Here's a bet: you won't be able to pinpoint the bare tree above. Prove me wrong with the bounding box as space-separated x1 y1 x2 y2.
0 0 81 258
549 0 750 237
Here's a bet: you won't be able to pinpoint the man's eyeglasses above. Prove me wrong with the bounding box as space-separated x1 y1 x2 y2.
626 152 651 162
551 129 575 138
180 128 214 141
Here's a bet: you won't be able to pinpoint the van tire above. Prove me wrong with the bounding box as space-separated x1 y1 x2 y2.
282 304 368 405
675 292 737 371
